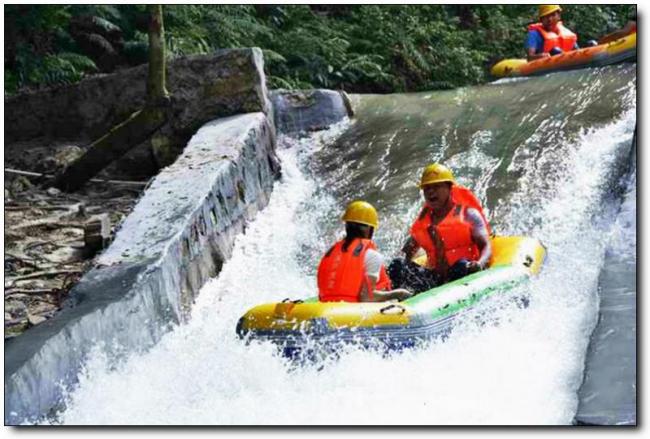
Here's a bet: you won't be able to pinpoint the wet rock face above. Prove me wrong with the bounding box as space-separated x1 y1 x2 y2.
270 89 352 136
4 112 279 425
4 48 271 143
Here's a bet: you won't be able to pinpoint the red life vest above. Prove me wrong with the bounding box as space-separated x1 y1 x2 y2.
317 238 392 302
410 185 489 270
528 21 577 54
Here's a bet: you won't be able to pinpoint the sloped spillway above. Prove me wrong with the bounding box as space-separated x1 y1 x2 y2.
53 64 635 425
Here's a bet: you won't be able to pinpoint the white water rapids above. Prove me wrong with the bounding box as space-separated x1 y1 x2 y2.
48 93 636 425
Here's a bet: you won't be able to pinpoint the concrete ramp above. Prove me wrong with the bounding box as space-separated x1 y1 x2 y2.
4 112 279 424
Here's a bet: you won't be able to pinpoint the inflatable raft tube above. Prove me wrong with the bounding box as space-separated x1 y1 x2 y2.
491 32 636 78
236 236 546 355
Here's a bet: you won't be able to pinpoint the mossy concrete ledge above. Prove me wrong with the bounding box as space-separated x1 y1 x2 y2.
4 112 280 425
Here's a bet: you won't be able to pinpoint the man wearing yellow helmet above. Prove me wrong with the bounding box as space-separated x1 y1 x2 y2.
317 201 413 303
526 5 578 60
388 164 492 293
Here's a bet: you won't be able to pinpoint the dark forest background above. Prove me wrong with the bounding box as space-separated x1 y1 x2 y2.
4 4 636 95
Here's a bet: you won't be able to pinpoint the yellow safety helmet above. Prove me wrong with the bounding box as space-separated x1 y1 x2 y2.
418 163 456 188
341 201 378 229
539 4 562 18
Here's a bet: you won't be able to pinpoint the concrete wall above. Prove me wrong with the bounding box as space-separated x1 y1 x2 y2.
4 112 279 424
574 141 637 426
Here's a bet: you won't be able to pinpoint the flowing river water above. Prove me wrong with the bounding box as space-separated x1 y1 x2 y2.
53 64 636 425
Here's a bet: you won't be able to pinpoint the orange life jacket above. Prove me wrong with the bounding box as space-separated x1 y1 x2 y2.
410 185 489 270
317 238 392 302
450 185 492 236
528 21 577 54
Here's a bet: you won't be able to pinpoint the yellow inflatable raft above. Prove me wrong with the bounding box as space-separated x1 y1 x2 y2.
237 235 546 356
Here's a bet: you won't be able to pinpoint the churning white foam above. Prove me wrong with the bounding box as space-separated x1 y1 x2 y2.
54 106 635 425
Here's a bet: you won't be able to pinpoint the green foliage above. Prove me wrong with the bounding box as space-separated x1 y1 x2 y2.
562 5 635 44
5 4 133 93
163 5 271 56
41 53 97 85
5 5 71 37
6 46 97 94
15 51 97 92
123 35 149 66
4 5 636 95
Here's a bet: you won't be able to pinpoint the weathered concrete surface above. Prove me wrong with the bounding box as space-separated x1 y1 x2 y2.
574 257 636 425
4 112 280 425
5 48 271 143
574 152 636 426
270 89 352 136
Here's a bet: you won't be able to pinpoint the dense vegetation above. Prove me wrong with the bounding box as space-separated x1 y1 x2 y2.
5 4 635 95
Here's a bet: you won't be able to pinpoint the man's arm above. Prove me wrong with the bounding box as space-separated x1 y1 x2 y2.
402 236 419 260
527 47 550 60
359 249 413 302
466 208 492 271
526 30 550 61
359 276 413 302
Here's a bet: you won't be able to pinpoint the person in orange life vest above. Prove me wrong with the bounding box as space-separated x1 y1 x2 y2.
387 164 492 294
526 5 578 61
318 201 413 303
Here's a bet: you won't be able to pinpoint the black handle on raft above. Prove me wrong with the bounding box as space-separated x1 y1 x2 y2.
379 303 406 315
282 298 304 304
523 255 533 267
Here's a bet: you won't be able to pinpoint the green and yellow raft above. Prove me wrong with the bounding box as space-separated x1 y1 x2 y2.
237 236 546 355
491 32 636 78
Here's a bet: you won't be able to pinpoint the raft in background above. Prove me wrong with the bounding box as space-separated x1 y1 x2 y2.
491 32 636 78
237 236 546 356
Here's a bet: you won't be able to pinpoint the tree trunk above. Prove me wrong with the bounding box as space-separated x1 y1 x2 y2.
147 5 169 103
53 4 169 192
52 107 167 191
